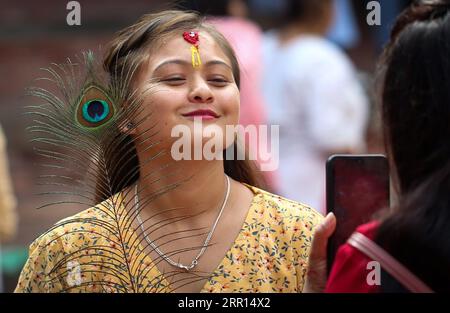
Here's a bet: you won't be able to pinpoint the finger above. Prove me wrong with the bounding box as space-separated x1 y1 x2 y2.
309 212 336 260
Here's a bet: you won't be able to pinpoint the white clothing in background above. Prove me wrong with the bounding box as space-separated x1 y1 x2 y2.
262 33 369 213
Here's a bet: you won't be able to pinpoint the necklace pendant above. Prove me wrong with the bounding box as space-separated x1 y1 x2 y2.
178 260 197 271
179 264 191 271
134 176 230 274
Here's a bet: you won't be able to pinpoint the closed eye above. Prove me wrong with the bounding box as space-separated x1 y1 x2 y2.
162 77 186 85
164 77 185 81
210 78 227 82
208 77 230 86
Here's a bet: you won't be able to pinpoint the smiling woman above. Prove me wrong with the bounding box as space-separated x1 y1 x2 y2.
14 10 325 293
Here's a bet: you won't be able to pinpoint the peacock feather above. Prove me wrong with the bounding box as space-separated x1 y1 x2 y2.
24 51 214 293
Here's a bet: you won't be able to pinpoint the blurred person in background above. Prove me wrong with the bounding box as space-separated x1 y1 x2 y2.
0 124 18 292
262 0 369 213
248 0 361 49
179 0 278 191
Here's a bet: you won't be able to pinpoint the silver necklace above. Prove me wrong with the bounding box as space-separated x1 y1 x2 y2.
135 175 230 271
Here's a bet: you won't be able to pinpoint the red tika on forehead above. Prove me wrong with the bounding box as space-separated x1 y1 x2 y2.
183 31 200 46
182 31 202 68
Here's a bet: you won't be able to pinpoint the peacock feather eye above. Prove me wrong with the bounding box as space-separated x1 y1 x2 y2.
76 85 114 128
82 99 110 123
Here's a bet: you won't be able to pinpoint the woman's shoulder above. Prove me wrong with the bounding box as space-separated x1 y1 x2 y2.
16 195 126 292
244 183 324 226
29 194 123 252
354 220 380 240
241 183 324 286
286 36 356 74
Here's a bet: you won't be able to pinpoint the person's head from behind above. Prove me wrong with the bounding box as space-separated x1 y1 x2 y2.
379 0 450 194
281 0 334 34
101 10 262 199
376 0 450 292
178 0 250 18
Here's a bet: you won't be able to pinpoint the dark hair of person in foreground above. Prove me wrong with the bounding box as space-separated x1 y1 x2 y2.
375 0 450 292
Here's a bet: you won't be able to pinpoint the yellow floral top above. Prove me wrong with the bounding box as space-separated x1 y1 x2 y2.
15 184 323 293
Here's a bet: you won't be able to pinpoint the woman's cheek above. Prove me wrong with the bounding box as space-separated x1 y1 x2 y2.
221 93 240 150
139 94 176 144
224 95 240 125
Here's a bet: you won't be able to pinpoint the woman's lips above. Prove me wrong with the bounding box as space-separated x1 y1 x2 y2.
181 109 220 120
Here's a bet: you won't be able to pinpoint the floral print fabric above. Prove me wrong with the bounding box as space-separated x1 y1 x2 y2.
15 184 323 293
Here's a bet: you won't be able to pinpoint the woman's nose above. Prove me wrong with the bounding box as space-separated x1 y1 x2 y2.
188 78 214 104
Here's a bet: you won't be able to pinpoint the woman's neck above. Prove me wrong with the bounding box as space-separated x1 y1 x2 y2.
136 158 229 221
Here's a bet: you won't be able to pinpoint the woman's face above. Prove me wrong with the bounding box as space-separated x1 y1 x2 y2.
133 31 240 157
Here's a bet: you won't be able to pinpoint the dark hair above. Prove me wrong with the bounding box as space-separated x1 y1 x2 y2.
177 0 244 16
375 0 450 292
97 10 266 202
282 0 333 26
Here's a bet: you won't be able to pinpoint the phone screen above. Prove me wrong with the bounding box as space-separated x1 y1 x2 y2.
326 155 390 272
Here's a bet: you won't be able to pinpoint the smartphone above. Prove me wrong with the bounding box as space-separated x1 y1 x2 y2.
326 154 390 273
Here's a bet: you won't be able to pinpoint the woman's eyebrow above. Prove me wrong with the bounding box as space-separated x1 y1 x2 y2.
204 60 232 70
153 59 232 73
